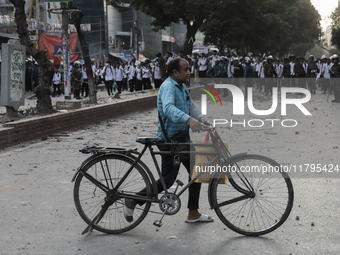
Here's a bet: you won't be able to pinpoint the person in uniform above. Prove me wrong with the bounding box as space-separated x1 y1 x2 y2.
52 69 61 97
243 57 254 99
320 55 328 93
275 59 283 89
135 61 143 91
263 56 277 95
153 58 162 89
322 57 331 94
282 58 291 88
127 60 136 92
231 58 244 88
103 61 115 95
198 53 208 78
165 51 173 66
294 57 306 88
306 55 319 94
71 61 82 99
156 52 167 81
330 55 340 102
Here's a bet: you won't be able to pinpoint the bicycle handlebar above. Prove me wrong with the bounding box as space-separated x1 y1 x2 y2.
200 120 215 131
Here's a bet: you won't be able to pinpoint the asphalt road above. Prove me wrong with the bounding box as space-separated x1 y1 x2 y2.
0 90 339 255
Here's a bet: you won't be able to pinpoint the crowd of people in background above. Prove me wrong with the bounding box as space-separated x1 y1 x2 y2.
24 49 340 103
190 50 340 103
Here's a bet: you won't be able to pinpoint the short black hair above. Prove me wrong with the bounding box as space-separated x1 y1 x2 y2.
167 57 187 76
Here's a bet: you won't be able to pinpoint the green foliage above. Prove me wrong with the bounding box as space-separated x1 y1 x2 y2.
113 0 320 55
330 7 340 50
142 44 159 59
131 0 236 54
201 0 321 55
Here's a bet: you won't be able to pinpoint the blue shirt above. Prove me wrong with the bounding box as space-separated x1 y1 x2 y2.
157 77 202 140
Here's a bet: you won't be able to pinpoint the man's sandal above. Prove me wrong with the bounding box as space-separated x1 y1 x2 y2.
185 214 214 223
123 199 134 222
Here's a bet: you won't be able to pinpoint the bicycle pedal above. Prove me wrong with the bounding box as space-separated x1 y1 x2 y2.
176 179 184 186
153 220 163 227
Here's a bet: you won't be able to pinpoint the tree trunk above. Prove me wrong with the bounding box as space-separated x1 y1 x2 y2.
183 22 201 56
10 0 54 114
70 9 97 104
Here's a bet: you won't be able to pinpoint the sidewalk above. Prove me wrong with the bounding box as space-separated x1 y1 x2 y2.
0 86 156 115
0 87 159 149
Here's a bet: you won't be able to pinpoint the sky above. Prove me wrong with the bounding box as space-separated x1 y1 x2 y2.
311 0 338 30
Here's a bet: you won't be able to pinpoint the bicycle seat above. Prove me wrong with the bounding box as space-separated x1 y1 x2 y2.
136 137 165 145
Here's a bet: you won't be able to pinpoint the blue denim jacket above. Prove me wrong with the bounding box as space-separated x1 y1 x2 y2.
157 77 202 140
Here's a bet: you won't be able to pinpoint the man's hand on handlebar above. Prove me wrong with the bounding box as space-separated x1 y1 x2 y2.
187 118 204 132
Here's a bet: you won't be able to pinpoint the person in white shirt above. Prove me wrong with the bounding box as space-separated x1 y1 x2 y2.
153 59 162 88
81 66 89 97
52 69 61 97
142 62 152 90
103 61 115 96
290 58 295 77
165 52 173 65
322 57 331 94
135 61 143 91
258 60 265 92
254 59 262 89
91 60 97 80
127 61 136 92
198 53 208 78
96 66 104 85
115 62 124 94
275 59 283 89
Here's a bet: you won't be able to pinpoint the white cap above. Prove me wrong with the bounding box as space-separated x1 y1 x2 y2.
267 55 273 60
321 55 327 59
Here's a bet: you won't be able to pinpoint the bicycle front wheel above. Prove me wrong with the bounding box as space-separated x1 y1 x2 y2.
209 154 294 236
74 154 152 234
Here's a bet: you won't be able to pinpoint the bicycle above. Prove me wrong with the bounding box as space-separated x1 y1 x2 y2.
72 122 294 236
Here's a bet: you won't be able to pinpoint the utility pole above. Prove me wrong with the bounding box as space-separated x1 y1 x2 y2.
61 2 71 99
47 3 81 100
135 11 139 61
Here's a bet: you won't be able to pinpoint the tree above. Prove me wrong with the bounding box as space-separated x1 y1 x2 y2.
330 7 340 50
10 0 54 114
201 0 321 56
127 0 236 55
69 3 97 104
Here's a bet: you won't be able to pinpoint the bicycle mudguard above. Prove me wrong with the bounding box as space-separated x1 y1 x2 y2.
71 147 138 183
207 152 247 208
71 153 102 183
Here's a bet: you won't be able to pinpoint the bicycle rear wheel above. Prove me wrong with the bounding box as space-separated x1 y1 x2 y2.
74 154 152 234
209 154 294 236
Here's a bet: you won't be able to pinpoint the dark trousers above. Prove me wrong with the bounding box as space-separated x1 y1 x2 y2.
116 80 123 94
129 79 135 92
142 78 152 90
81 79 89 97
154 79 162 89
104 80 113 96
138 145 201 209
322 78 330 93
53 84 61 96
136 79 142 91
122 78 128 91
199 70 206 78
244 78 253 98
